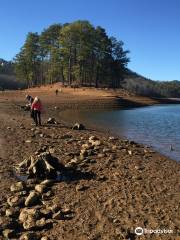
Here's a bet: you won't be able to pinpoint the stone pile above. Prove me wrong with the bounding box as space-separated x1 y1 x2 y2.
0 152 73 239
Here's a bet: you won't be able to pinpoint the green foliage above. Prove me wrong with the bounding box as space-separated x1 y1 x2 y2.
14 20 129 88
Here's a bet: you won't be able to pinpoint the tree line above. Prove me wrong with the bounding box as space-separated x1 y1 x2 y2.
123 70 180 98
14 20 130 88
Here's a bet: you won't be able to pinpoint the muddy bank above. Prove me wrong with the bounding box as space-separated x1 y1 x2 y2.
0 96 179 239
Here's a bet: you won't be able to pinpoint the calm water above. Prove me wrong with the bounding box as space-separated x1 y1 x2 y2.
62 104 180 161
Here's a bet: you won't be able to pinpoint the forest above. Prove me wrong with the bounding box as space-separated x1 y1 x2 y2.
1 20 180 98
14 20 129 88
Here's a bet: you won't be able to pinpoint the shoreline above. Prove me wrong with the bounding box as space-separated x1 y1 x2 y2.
0 90 179 239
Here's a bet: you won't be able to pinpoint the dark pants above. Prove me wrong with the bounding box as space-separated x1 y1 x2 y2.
34 110 41 126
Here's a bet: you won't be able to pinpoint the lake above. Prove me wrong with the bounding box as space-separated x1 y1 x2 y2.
61 104 180 161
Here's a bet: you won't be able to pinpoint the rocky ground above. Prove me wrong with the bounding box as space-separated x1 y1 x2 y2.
0 91 179 240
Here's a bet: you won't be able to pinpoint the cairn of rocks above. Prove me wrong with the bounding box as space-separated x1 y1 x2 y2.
0 152 73 239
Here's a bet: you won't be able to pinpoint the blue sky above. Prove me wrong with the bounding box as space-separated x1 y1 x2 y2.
1 0 180 80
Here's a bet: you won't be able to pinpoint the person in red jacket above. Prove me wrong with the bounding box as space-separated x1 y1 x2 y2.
31 97 42 126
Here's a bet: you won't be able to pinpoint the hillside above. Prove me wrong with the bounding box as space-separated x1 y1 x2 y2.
123 69 180 98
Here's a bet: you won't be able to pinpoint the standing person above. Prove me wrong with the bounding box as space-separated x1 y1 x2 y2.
26 94 34 119
55 89 58 96
31 97 42 126
26 95 34 106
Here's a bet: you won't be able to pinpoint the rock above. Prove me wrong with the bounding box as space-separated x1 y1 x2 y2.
52 210 63 220
35 184 46 194
128 150 132 155
19 208 40 222
81 143 92 150
26 179 38 185
40 179 54 186
47 204 61 213
7 195 25 207
20 232 38 240
47 118 57 124
111 145 117 150
42 191 53 201
90 140 101 147
72 123 85 130
25 191 40 207
65 158 79 168
36 217 47 228
7 127 11 130
108 136 116 141
23 219 36 230
5 207 20 218
10 181 25 192
80 149 88 157
41 237 49 240
89 136 99 141
19 208 40 230
3 229 15 238
62 207 72 214
39 208 52 218
25 140 32 143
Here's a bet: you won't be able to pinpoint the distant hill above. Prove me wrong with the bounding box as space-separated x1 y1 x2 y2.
123 69 180 98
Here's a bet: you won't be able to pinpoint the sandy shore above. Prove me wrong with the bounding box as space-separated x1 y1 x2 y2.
0 88 179 239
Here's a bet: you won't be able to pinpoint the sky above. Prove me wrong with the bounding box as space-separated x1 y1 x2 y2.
0 0 180 80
